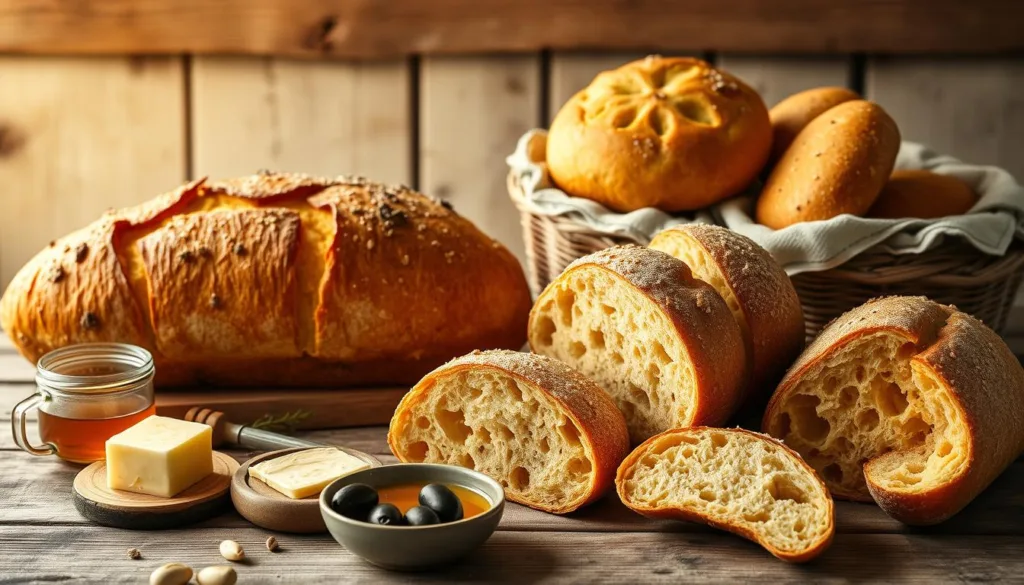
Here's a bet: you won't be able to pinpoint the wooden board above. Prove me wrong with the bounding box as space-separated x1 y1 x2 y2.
716 56 852 107
156 387 408 431
0 56 187 292
72 451 238 529
419 55 540 265
191 57 411 184
1 1 1022 57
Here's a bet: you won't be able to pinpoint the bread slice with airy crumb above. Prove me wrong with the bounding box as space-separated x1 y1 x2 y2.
616 427 834 562
388 350 629 514
763 296 1024 525
528 246 746 444
649 224 805 400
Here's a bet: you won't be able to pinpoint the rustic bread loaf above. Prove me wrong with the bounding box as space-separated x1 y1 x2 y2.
756 100 901 229
868 170 977 219
387 350 630 514
546 56 771 212
763 296 1024 525
649 225 805 399
767 86 860 164
616 427 834 562
0 173 532 387
528 246 746 444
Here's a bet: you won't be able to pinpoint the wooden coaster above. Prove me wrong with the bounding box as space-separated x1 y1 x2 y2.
231 447 381 534
73 451 239 530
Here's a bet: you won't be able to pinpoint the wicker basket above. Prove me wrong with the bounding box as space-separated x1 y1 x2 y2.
509 174 1024 338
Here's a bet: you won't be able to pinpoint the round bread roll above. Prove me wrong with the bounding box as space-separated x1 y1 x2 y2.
546 56 771 212
868 170 977 219
756 100 901 230
768 87 860 164
649 225 805 400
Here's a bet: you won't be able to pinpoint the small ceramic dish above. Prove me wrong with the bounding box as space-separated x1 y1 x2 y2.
232 446 382 534
319 463 505 571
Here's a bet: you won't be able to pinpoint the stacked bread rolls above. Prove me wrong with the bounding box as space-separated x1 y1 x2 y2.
545 58 977 226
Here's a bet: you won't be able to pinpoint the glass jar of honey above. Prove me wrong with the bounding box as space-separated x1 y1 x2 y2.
11 343 156 463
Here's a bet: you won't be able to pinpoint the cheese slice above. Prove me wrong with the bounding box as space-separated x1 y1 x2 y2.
105 415 213 498
249 447 370 499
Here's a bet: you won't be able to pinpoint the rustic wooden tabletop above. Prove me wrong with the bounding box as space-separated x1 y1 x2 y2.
1 336 1022 584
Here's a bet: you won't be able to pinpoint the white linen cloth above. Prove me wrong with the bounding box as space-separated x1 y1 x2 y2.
507 129 1024 275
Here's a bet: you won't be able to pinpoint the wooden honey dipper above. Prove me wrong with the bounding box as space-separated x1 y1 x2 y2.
184 407 323 451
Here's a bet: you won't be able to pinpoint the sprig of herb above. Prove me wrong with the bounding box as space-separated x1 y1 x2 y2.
249 409 312 434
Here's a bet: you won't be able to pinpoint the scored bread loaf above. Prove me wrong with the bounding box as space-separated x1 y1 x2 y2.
763 296 1024 525
387 350 630 514
0 173 531 387
756 100 901 229
616 427 834 562
649 225 805 399
528 246 746 444
546 56 771 212
767 86 860 165
867 170 977 219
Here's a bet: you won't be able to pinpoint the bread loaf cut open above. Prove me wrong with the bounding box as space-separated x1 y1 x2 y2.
763 296 1024 525
616 427 834 562
649 224 805 399
528 246 746 444
388 350 630 514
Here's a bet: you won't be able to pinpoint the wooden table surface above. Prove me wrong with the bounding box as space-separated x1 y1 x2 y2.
2 338 1023 584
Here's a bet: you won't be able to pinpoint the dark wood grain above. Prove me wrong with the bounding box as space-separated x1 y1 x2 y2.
0 0 1022 58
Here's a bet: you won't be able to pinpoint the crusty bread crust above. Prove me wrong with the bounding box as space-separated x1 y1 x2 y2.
0 173 531 387
767 86 860 165
763 296 1024 525
546 56 771 212
868 170 977 219
756 100 901 229
388 350 630 514
649 225 805 400
616 427 835 563
529 246 747 443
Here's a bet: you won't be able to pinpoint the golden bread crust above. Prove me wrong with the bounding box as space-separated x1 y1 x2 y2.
616 427 835 563
763 296 1024 524
768 86 860 164
0 173 532 387
867 170 977 219
546 56 771 212
388 350 630 514
757 100 901 229
649 224 805 399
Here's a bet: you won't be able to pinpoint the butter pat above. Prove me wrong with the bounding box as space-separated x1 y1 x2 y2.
106 415 213 498
249 447 370 499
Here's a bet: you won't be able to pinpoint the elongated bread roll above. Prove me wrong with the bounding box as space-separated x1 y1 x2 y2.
388 350 630 514
649 225 804 398
528 246 746 444
0 173 531 387
768 86 860 164
868 170 977 219
756 100 901 229
763 296 1024 525
617 427 834 562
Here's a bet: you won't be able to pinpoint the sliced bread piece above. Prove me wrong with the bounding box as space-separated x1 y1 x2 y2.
649 224 805 399
763 296 1024 525
616 427 834 562
528 246 746 444
388 350 629 514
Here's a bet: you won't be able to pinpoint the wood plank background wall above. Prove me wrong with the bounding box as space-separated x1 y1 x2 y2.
2 51 1023 325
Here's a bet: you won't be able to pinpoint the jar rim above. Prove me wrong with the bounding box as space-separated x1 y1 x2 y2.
36 343 155 394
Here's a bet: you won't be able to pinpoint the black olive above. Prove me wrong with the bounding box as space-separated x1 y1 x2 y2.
330 483 379 520
404 505 441 526
418 484 463 522
367 503 404 526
